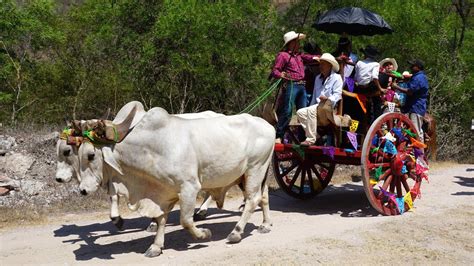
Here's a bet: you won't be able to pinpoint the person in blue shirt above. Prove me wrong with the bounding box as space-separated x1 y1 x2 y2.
392 59 429 141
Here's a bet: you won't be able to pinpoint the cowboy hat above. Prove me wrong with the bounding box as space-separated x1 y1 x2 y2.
317 53 339 72
379 58 398 71
360 45 379 58
283 31 306 47
402 71 412 78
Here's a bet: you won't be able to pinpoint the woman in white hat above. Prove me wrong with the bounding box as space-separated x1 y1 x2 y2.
296 53 343 145
271 31 319 144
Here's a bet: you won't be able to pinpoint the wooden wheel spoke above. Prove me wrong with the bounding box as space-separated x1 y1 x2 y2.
307 168 315 193
277 162 298 178
299 166 306 194
387 119 393 130
395 177 403 198
368 162 391 169
289 166 302 188
401 176 411 193
311 165 324 183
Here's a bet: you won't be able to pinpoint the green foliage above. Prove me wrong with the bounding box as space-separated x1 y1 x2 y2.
0 0 472 161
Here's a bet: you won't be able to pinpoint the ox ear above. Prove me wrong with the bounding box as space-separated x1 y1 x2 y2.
102 146 124 175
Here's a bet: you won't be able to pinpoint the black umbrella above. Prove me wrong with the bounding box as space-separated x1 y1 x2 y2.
313 7 393 36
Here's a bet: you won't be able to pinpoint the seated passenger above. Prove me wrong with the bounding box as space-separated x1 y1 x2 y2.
296 53 342 146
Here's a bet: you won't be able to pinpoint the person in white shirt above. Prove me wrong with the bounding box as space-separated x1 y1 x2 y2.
354 45 385 124
296 53 342 146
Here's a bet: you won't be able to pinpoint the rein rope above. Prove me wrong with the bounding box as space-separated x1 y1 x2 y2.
239 78 282 114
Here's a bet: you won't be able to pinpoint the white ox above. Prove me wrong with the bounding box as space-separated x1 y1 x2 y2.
77 107 275 257
55 101 232 230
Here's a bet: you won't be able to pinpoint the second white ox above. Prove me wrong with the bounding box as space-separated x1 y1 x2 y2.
77 107 275 257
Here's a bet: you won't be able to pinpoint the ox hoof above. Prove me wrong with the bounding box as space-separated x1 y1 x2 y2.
193 210 208 221
257 224 271 234
146 221 158 232
144 244 163 258
226 232 241 243
111 216 124 231
197 228 212 240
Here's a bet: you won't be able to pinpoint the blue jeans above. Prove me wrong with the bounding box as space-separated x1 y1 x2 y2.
276 82 307 139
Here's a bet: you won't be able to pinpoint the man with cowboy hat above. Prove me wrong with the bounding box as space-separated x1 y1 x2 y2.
296 53 343 146
392 59 429 141
271 31 319 144
354 45 384 124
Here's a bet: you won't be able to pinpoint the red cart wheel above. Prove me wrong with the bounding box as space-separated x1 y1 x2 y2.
273 126 335 199
361 113 429 215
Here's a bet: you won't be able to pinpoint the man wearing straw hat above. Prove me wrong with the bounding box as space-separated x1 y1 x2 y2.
271 31 319 144
296 53 343 146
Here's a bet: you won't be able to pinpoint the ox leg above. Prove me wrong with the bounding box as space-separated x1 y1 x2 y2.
226 178 263 243
194 192 212 221
238 181 246 211
109 194 124 230
145 214 167 257
146 218 158 232
258 182 272 233
180 182 212 240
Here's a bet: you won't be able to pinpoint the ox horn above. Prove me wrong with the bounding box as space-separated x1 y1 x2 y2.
113 105 137 143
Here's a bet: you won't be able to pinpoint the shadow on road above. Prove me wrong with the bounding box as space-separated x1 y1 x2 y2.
53 209 256 261
269 183 380 218
53 182 381 261
453 176 474 187
451 176 474 196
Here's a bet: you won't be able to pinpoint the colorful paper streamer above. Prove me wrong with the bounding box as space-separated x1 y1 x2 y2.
349 120 359 132
402 165 408 174
387 102 396 112
371 135 379 146
403 129 417 137
347 131 358 150
374 166 383 180
383 140 398 155
383 132 397 142
404 192 413 210
322 146 335 159
410 137 427 149
396 197 405 214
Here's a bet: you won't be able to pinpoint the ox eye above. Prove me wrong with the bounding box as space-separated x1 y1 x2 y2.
63 149 71 156
88 153 95 161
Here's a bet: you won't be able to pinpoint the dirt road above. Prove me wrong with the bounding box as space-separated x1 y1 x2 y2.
1 164 473 265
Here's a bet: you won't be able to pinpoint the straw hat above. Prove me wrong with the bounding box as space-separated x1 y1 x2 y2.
379 58 398 71
283 31 306 47
317 53 339 72
402 71 412 78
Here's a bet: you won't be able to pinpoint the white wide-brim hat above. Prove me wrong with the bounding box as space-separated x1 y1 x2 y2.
283 31 306 47
379 58 398 71
317 53 339 72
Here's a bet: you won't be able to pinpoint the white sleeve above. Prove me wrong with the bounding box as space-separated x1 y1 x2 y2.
328 74 343 108
372 63 380 80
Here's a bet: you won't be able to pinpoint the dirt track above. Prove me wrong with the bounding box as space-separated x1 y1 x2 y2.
1 164 473 265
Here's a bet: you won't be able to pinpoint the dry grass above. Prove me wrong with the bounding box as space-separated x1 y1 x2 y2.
0 190 110 229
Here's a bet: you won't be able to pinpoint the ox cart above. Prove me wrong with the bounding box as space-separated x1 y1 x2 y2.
272 110 430 216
